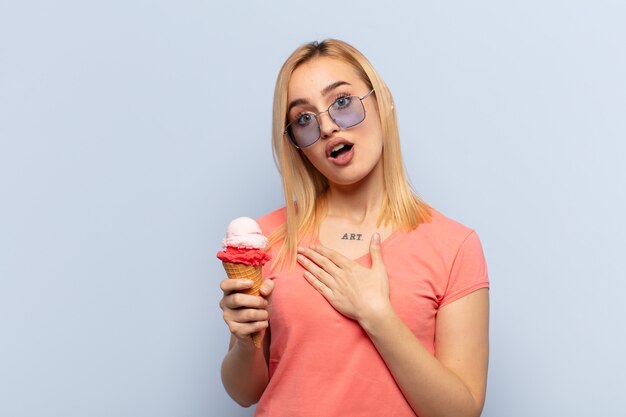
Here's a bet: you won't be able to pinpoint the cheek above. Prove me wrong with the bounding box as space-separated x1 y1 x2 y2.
361 107 383 140
361 120 384 152
300 146 327 171
301 135 328 156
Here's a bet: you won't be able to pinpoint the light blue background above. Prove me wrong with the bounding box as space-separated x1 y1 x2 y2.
1 1 625 416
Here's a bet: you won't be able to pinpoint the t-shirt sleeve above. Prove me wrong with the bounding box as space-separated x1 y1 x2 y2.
439 230 489 307
257 207 287 279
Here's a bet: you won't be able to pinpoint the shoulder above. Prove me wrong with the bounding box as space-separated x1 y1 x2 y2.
401 208 489 302
257 207 287 235
404 207 484 263
417 207 476 242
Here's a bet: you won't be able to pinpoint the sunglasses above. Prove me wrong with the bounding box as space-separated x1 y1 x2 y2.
284 89 375 149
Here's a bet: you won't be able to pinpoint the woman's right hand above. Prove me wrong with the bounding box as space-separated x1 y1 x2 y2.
219 278 275 348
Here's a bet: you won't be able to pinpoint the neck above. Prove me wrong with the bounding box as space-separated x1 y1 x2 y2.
324 160 385 224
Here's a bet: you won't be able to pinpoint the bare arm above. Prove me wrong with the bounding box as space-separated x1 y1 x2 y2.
360 289 489 417
298 235 489 417
219 278 274 407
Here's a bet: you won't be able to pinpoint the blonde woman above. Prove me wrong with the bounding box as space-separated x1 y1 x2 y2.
219 39 489 417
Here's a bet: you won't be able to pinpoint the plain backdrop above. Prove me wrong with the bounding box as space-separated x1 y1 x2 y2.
1 1 625 416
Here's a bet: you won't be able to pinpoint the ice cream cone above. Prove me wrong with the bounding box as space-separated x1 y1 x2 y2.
218 217 270 349
222 261 264 348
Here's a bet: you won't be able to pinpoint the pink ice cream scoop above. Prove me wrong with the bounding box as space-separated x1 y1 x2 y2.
222 217 269 250
217 217 270 266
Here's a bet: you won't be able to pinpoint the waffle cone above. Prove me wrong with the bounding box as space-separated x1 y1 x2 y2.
222 261 263 348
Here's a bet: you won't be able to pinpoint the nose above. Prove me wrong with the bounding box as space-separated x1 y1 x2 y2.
317 111 340 140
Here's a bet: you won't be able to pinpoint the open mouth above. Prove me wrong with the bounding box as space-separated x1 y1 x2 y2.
329 143 354 159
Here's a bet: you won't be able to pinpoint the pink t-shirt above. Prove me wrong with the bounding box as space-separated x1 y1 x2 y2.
255 207 489 417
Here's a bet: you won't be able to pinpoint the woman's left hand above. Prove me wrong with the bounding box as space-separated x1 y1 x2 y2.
297 233 391 322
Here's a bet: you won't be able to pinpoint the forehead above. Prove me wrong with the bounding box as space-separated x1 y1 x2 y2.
288 57 366 100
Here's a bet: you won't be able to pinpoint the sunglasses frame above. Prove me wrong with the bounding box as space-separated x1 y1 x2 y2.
284 89 375 149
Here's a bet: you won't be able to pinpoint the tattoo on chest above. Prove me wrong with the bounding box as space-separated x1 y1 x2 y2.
341 233 363 241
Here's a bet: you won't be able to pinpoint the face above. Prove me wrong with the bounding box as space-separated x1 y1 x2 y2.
286 57 383 188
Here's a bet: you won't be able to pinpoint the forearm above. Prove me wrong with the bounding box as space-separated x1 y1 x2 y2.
360 307 484 417
221 338 269 407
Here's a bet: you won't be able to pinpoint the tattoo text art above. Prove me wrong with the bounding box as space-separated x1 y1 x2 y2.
341 233 363 241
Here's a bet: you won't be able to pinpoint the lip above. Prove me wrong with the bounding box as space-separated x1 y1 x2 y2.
325 138 354 158
325 138 355 166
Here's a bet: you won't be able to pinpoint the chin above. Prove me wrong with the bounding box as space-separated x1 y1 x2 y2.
307 152 382 188
325 170 373 188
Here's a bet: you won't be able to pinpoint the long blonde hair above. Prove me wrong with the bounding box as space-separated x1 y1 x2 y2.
270 39 431 269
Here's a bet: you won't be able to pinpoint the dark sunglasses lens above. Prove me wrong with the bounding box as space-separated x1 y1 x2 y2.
329 97 365 128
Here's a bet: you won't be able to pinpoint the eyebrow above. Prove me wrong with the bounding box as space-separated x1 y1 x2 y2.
287 81 352 113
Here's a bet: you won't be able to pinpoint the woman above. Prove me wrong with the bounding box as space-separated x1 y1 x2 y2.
219 39 489 417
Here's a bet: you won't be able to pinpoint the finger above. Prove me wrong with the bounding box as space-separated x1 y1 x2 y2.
221 292 268 310
303 270 333 299
369 232 384 270
220 278 254 294
298 246 340 275
259 277 275 297
228 320 269 341
227 307 269 324
309 243 351 268
297 253 334 287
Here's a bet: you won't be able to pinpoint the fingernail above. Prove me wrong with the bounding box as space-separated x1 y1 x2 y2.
297 254 305 263
297 247 305 253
